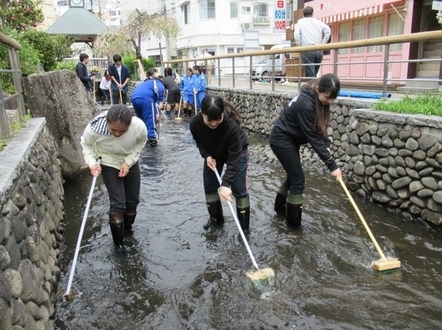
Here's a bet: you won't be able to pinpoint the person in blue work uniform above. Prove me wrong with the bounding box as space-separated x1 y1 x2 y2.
131 68 164 147
269 73 342 229
180 67 194 117
192 65 207 114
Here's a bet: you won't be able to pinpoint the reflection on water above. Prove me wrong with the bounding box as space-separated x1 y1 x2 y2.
55 120 442 329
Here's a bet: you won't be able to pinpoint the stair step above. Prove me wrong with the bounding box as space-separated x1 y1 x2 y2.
396 86 439 93
402 80 439 88
419 62 440 71
425 43 442 51
423 50 441 57
416 70 440 77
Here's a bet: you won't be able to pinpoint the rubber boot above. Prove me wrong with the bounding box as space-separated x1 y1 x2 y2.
274 184 288 215
286 193 303 228
124 209 136 234
236 196 250 235
109 212 125 248
203 193 224 230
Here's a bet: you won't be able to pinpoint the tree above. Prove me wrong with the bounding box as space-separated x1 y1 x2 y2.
93 9 180 61
0 0 44 32
52 34 75 62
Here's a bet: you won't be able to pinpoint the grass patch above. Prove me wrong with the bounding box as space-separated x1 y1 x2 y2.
373 94 442 116
0 114 31 152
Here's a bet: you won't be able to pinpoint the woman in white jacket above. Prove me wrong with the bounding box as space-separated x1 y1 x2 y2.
99 70 112 105
81 105 147 249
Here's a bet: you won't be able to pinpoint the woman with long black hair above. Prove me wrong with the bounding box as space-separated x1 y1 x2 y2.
189 95 250 235
269 73 342 228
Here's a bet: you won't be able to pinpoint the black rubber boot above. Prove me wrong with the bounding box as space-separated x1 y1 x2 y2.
109 213 125 248
236 206 250 235
274 185 288 215
124 209 136 234
203 196 224 230
286 192 303 228
286 202 302 228
236 196 250 235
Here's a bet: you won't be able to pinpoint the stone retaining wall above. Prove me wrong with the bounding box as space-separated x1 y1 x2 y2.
0 118 65 330
207 86 442 226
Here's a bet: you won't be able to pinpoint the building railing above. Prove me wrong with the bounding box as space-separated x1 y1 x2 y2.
0 32 26 138
164 30 442 99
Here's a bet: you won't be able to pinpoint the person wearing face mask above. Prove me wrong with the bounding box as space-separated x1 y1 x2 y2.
108 54 131 105
189 95 250 235
269 73 342 229
80 105 147 249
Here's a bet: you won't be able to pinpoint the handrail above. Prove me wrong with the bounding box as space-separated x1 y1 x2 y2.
163 30 442 99
164 30 442 64
0 32 26 139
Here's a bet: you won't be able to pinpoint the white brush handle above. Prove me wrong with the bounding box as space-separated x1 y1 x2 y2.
65 158 101 296
214 168 259 270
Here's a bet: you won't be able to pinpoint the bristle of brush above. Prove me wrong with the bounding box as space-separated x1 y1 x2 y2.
372 258 401 272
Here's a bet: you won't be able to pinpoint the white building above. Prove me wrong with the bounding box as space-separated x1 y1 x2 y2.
44 0 299 73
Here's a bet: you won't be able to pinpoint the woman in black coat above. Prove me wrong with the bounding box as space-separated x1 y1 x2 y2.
269 73 342 228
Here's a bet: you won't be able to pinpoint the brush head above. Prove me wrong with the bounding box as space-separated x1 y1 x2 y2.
372 257 401 272
246 268 276 287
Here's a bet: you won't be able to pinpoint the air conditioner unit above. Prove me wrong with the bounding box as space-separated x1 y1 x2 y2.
241 22 253 30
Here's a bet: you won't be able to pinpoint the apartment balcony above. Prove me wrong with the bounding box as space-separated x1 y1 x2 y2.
253 16 271 25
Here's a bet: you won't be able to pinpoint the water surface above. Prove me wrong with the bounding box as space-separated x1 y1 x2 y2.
55 119 442 329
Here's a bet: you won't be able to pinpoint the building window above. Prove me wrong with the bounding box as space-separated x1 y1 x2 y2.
388 13 404 51
230 1 238 19
338 22 350 54
286 1 292 22
241 6 251 14
183 4 189 24
253 2 268 18
368 16 384 52
227 48 235 54
351 18 365 53
200 0 216 19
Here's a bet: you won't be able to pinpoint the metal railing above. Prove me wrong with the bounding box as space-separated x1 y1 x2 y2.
164 30 442 99
0 32 26 139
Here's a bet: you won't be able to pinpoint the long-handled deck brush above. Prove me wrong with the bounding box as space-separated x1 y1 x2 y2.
339 179 401 272
214 168 275 286
175 94 183 121
62 158 101 301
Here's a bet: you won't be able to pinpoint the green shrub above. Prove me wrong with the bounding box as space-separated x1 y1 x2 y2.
22 29 57 71
374 94 442 116
0 28 41 94
122 54 156 80
55 61 77 72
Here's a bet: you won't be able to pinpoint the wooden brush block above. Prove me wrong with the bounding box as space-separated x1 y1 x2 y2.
373 258 401 271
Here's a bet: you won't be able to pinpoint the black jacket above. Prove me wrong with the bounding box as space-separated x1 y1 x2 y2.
76 62 91 90
269 87 338 172
190 110 248 187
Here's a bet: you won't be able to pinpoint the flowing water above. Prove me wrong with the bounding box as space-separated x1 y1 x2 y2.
54 119 442 330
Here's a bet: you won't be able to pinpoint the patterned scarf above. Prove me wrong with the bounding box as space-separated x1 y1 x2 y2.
89 112 111 135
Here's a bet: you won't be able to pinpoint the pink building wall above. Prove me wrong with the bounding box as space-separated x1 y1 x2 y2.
304 0 413 83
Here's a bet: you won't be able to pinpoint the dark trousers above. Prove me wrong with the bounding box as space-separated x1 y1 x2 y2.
100 88 111 100
101 162 141 213
270 144 305 195
112 89 127 105
303 51 323 78
203 149 249 198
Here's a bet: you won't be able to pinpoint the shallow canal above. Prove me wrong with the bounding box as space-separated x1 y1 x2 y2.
54 119 442 329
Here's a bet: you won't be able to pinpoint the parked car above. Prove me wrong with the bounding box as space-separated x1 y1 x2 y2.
250 44 291 81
